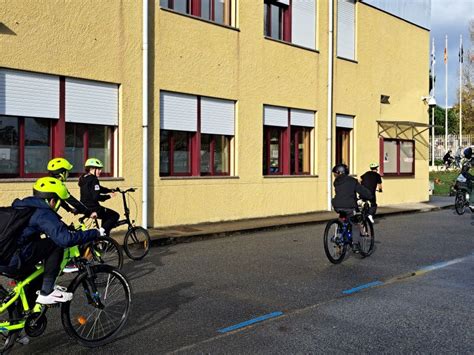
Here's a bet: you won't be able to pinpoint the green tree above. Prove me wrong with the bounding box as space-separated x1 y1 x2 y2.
432 105 458 135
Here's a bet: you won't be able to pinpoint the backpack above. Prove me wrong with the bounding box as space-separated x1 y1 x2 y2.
0 203 35 264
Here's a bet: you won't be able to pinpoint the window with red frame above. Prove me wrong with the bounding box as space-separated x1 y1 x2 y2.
380 138 415 176
160 130 192 176
160 0 233 26
0 115 52 178
263 126 284 175
290 127 311 175
65 123 115 177
264 0 291 41
200 134 231 175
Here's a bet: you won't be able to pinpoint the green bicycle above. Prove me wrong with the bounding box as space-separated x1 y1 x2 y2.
0 242 131 353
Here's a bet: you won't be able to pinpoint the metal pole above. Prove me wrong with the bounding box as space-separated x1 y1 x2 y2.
445 35 448 152
431 37 435 167
459 35 463 149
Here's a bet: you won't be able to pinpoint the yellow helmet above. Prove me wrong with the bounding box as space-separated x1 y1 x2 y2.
33 177 70 201
85 158 104 169
47 158 73 181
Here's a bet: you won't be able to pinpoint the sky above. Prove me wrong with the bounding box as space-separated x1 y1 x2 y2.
430 0 473 108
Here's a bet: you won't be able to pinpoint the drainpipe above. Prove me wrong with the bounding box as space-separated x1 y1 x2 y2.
326 0 334 211
142 0 149 228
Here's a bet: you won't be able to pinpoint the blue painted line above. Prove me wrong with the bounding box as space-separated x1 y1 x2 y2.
218 311 284 333
342 281 384 295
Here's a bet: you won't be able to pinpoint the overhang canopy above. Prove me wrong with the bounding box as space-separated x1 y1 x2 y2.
377 120 440 139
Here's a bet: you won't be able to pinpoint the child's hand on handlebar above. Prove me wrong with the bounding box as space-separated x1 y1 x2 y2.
98 228 107 237
90 212 98 219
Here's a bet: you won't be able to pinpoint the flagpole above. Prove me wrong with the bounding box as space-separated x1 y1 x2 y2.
431 37 435 167
459 34 463 149
445 35 448 152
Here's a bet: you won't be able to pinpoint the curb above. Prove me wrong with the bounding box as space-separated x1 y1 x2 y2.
150 203 455 245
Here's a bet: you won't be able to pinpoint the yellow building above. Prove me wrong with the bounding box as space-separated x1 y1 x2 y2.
0 0 431 228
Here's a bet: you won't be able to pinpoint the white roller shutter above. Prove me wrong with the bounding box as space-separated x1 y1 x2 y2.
264 105 288 127
292 0 316 50
201 97 234 136
336 114 354 129
291 109 314 127
66 78 118 126
0 69 59 119
160 91 197 132
337 0 355 60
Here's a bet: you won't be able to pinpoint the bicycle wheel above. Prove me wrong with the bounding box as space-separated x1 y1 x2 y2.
454 192 466 215
61 265 131 348
323 220 347 264
358 220 375 257
0 300 21 354
90 237 123 270
123 226 151 261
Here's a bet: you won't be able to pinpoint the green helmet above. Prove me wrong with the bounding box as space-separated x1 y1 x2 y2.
33 177 70 200
47 158 73 181
369 163 379 169
85 158 104 169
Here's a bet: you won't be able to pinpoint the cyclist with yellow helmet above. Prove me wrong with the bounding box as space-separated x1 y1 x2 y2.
360 163 383 222
9 177 100 304
47 158 97 219
79 158 119 236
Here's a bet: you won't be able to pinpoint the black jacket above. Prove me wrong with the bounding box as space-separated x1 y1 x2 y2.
61 194 93 216
332 175 373 209
78 174 113 212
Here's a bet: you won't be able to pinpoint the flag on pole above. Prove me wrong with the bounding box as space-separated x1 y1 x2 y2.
459 41 464 63
444 46 447 64
431 40 436 70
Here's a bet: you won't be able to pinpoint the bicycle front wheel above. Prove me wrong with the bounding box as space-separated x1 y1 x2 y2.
323 220 347 264
123 226 151 261
0 301 21 354
61 265 131 348
454 192 466 215
90 237 124 270
358 220 375 257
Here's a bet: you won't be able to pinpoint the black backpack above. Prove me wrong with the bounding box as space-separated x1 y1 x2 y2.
0 202 35 265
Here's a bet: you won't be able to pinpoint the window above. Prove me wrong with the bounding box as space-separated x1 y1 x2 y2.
0 116 52 177
263 105 314 175
161 0 233 26
264 0 316 49
335 114 354 168
337 0 356 60
160 91 234 177
381 139 415 176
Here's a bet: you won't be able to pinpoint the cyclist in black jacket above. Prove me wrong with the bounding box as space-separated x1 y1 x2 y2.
78 158 119 236
332 164 373 251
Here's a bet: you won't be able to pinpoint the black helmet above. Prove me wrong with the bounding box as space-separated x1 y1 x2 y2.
464 147 472 160
332 164 349 175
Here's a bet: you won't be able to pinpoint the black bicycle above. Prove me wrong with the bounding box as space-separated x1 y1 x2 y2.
454 182 471 215
323 200 375 264
114 188 151 260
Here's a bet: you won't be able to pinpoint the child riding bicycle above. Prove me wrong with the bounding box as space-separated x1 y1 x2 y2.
4 177 101 305
79 158 119 236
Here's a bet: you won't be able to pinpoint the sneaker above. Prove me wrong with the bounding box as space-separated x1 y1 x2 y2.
16 333 30 345
368 215 375 224
63 264 79 273
469 206 474 212
36 286 73 305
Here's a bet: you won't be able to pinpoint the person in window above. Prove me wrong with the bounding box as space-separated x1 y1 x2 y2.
443 150 454 169
360 163 383 223
332 164 373 252
79 158 119 236
8 177 100 304
47 158 97 219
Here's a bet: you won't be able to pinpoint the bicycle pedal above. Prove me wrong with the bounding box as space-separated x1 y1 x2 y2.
47 304 60 309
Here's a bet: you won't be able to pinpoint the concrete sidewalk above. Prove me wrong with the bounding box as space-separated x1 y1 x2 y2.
144 196 454 241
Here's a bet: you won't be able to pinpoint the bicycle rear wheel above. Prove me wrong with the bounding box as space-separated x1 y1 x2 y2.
0 300 21 354
454 191 466 215
61 265 131 348
90 237 123 270
358 220 375 257
323 220 347 264
123 226 151 261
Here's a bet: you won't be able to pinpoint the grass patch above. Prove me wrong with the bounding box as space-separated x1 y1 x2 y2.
429 171 460 196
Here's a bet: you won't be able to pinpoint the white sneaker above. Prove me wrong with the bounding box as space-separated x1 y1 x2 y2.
368 215 375 224
63 264 79 273
36 286 73 304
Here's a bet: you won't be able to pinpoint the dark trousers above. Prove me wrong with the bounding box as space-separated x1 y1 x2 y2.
19 238 63 297
97 207 120 235
368 196 378 216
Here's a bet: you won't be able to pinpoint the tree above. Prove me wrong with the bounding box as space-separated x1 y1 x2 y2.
452 19 474 134
433 105 458 135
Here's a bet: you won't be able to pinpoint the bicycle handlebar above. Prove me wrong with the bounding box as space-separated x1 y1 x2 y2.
113 187 136 194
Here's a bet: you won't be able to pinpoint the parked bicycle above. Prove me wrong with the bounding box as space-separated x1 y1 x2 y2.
0 241 131 352
454 182 471 215
113 188 151 260
323 200 375 264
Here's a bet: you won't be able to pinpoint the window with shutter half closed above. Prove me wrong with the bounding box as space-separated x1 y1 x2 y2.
337 0 356 60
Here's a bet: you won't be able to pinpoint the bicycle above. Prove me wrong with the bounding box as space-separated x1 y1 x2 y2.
454 183 471 215
323 200 375 264
73 216 124 271
0 242 131 353
113 188 151 261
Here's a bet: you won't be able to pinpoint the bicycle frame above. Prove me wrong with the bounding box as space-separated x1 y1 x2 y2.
115 188 135 229
0 245 81 332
